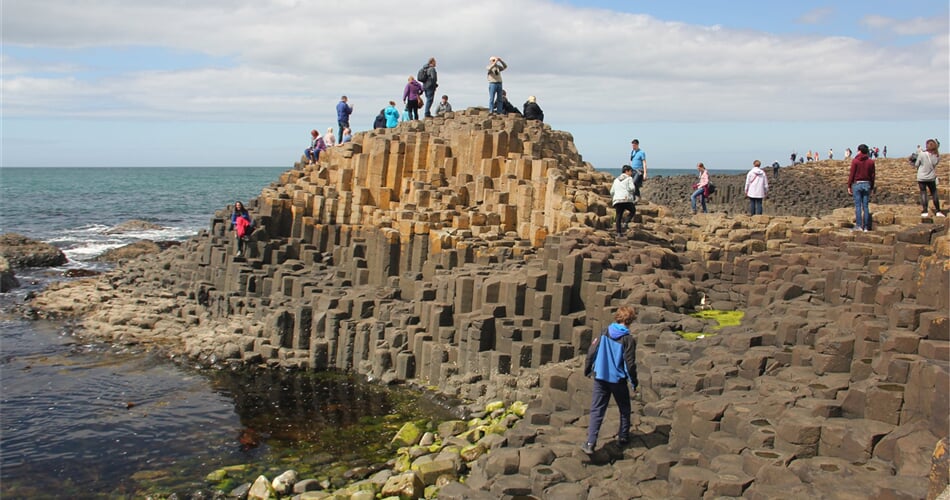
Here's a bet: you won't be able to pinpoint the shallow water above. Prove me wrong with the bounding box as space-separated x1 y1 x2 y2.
0 274 455 499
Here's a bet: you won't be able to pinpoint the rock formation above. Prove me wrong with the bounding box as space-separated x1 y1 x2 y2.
0 232 68 269
30 109 949 498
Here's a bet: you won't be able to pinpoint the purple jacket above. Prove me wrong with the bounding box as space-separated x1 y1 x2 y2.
403 80 423 101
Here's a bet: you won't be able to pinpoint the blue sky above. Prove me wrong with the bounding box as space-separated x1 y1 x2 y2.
2 0 948 170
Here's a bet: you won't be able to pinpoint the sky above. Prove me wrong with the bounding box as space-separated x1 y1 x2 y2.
2 0 948 171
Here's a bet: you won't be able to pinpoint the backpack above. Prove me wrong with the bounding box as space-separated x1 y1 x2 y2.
417 65 428 83
706 183 716 195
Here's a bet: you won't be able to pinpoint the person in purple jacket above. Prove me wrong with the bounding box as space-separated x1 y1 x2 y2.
403 76 424 121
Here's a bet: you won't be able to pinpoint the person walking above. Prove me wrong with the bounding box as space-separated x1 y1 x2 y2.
629 139 647 180
418 58 438 118
486 56 507 114
848 144 876 231
230 201 254 257
610 165 639 237
915 138 944 218
744 159 769 215
581 306 638 455
403 76 424 120
336 96 353 138
690 162 710 214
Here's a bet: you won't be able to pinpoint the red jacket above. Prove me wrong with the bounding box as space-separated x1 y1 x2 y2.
234 215 251 238
848 153 875 190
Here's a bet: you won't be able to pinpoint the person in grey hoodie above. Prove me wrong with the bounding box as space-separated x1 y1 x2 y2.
915 138 944 217
744 159 769 215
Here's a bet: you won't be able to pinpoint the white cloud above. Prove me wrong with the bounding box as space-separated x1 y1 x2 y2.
796 7 835 25
2 0 947 133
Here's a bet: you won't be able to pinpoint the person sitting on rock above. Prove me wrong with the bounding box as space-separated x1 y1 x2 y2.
523 96 544 122
582 305 638 455
230 201 254 257
305 129 326 165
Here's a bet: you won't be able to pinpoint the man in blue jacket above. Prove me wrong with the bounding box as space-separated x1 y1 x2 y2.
582 306 638 454
336 96 353 137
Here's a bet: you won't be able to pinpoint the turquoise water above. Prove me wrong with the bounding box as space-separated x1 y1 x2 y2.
0 167 287 265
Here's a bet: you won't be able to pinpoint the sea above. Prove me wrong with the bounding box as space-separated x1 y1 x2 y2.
0 166 460 499
0 165 737 497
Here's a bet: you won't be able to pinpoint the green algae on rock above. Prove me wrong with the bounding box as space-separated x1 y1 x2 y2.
676 309 745 341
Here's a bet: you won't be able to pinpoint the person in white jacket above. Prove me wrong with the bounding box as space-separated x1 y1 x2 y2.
610 165 639 236
744 159 769 215
915 138 944 217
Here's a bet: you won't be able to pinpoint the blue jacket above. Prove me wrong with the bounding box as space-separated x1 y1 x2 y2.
584 323 638 386
336 101 352 123
384 106 400 128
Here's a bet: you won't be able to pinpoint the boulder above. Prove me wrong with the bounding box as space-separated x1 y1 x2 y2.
102 219 165 234
0 233 67 268
0 255 18 292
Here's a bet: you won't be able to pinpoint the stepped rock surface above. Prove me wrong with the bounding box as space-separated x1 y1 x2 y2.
31 109 950 499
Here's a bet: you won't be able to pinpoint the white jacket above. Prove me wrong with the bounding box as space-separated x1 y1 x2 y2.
611 173 638 205
745 167 769 198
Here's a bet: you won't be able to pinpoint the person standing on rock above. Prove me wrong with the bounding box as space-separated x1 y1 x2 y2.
610 165 639 236
690 162 710 214
914 138 944 218
230 201 253 257
848 144 876 231
336 96 353 138
419 58 438 118
630 139 647 180
486 56 507 114
403 75 424 121
744 159 768 215
582 306 638 455
384 101 400 128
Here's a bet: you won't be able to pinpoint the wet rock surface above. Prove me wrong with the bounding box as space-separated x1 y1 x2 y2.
28 110 950 498
0 232 68 268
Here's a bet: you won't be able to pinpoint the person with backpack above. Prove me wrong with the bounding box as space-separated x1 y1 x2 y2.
690 162 710 214
610 165 639 237
582 306 638 455
417 58 438 118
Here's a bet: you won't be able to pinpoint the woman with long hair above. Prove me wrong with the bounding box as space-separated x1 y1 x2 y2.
915 139 944 218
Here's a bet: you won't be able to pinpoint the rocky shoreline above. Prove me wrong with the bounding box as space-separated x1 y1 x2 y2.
19 109 950 499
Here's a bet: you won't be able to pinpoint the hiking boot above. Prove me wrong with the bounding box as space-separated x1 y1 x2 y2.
581 442 595 455
617 433 630 446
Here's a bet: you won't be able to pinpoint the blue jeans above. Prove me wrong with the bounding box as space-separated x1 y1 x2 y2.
852 181 871 230
748 198 763 215
488 82 503 113
586 378 632 446
424 88 435 117
690 188 707 213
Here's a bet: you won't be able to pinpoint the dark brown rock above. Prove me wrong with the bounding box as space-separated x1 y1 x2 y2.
0 233 67 268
